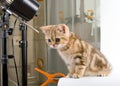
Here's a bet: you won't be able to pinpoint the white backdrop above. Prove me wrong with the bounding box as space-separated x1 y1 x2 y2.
101 0 120 76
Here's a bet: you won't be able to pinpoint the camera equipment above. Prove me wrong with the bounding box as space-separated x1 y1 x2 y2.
0 0 40 86
0 0 40 21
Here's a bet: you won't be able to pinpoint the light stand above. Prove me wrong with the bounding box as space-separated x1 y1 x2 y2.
0 0 40 86
0 9 10 86
19 22 28 86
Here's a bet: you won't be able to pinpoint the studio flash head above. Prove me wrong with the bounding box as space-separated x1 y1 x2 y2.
0 0 40 21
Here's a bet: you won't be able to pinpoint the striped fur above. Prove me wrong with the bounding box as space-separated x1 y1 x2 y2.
40 24 112 78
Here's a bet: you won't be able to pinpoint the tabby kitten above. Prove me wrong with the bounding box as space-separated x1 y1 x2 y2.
40 24 112 78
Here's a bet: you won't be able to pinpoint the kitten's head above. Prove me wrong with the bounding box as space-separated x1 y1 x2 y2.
40 24 70 49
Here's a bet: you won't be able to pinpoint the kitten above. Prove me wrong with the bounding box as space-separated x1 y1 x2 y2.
40 24 112 78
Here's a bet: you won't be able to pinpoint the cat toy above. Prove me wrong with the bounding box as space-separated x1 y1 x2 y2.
35 68 65 86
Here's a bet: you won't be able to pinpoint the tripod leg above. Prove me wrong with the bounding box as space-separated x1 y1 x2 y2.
1 10 10 86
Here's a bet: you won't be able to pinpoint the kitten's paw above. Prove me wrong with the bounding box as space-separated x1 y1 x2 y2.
66 74 73 78
66 73 83 78
73 74 79 78
73 74 83 78
97 73 108 77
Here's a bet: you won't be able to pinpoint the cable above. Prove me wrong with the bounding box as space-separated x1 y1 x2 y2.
11 18 20 86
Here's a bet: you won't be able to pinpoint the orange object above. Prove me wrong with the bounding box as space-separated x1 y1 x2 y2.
35 68 65 86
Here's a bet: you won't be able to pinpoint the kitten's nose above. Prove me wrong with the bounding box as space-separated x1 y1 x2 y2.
53 44 56 47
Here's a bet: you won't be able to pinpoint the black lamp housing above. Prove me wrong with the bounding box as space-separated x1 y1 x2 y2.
0 0 40 21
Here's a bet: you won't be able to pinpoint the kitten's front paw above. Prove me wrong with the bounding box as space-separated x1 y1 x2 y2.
73 73 83 78
66 73 73 78
66 73 83 78
73 74 79 78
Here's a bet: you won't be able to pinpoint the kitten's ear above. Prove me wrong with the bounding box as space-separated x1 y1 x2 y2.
39 26 51 34
58 24 69 33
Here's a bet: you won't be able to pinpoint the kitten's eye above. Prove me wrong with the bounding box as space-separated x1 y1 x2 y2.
55 38 60 42
48 39 51 42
